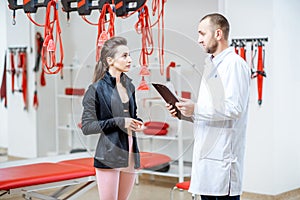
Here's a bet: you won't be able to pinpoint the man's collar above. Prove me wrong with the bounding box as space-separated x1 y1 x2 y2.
211 47 233 67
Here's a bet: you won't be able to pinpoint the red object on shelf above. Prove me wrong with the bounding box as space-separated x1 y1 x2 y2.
65 88 85 96
181 91 191 99
143 128 168 135
143 121 169 135
139 152 171 169
175 181 190 190
144 121 169 129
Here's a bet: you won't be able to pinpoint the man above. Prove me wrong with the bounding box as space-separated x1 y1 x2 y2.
167 13 251 200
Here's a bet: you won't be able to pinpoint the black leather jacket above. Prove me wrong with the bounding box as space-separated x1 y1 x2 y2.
81 71 142 169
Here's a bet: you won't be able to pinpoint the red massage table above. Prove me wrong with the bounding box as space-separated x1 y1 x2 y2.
0 157 96 200
0 152 171 199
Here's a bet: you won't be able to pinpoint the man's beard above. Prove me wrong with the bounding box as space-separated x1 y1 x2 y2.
206 40 218 54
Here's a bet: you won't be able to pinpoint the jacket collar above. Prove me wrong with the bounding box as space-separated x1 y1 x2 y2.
103 71 132 87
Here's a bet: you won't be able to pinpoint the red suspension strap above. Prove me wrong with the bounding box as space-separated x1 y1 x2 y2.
231 40 239 55
26 6 53 84
21 50 28 110
33 81 39 109
0 52 7 108
152 0 165 75
26 13 47 27
40 67 46 86
249 42 257 79
34 32 44 72
37 32 47 86
18 49 28 110
135 5 153 91
33 32 44 109
255 41 266 106
234 46 239 54
239 42 246 61
81 15 99 26
135 5 153 68
10 49 16 93
41 0 64 76
96 3 115 62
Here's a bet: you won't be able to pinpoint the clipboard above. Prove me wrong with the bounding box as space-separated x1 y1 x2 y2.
151 83 182 119
152 83 193 122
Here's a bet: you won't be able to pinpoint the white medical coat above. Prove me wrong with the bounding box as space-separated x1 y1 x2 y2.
188 47 251 196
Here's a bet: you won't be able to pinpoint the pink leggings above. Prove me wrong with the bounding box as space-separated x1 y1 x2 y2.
95 136 136 200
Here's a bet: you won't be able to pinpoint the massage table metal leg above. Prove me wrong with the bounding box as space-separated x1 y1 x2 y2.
24 191 56 200
0 191 8 197
23 180 96 200
63 181 96 200
135 171 140 185
10 176 96 200
50 185 74 198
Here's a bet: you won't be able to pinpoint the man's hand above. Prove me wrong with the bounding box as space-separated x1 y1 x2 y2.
166 97 195 118
175 98 195 117
166 103 178 118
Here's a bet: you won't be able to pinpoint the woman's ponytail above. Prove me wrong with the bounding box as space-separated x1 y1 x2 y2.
92 60 108 83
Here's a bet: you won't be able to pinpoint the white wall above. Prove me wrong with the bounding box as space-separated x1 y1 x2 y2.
0 1 8 148
0 6 57 157
4 9 38 158
224 0 300 195
272 0 300 194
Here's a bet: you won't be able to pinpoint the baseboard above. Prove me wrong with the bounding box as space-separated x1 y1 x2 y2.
242 188 300 200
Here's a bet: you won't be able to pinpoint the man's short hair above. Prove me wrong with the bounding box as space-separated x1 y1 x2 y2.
200 13 230 40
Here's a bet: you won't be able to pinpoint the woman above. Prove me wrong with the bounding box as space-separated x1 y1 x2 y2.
81 36 144 200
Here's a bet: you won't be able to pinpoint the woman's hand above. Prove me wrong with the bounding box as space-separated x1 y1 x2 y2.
125 118 144 132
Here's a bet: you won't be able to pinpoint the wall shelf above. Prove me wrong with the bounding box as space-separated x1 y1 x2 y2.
136 132 192 141
135 66 194 182
54 65 87 155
